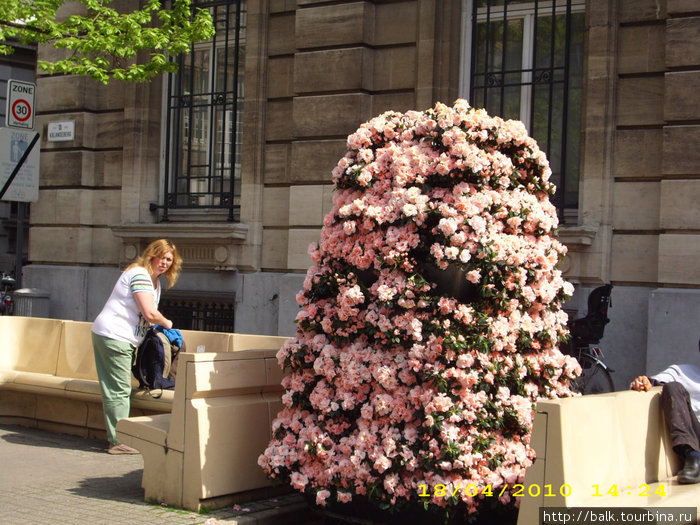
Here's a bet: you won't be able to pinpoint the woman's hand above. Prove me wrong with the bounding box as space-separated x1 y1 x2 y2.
631 375 652 391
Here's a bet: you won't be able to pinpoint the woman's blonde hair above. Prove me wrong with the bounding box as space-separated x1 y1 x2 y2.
127 239 182 289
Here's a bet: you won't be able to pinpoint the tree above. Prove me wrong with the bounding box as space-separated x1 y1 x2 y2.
0 0 215 84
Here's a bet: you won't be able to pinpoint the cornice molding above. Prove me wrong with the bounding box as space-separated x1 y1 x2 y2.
558 224 598 251
111 222 249 271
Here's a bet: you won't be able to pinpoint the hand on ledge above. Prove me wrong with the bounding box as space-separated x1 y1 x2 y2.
631 375 652 391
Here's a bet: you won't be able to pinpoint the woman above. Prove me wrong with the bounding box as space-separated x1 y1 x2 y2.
91 239 182 454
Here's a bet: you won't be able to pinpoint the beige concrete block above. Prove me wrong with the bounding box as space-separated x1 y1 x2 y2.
296 2 373 49
294 48 372 94
267 56 294 99
611 234 659 283
658 234 700 284
617 24 666 75
36 396 88 426
289 185 325 226
0 317 62 373
288 229 321 270
39 151 84 187
374 1 418 45
39 149 122 188
0 391 36 419
268 12 295 56
37 112 123 151
293 94 372 138
36 75 124 112
664 71 700 121
269 0 295 14
31 190 119 226
265 100 293 142
264 144 291 184
87 403 106 430
290 139 347 183
659 179 700 230
189 397 271 499
28 226 120 265
619 0 666 23
612 181 660 231
616 76 664 127
261 229 289 269
263 187 290 227
92 228 123 265
322 185 335 217
37 421 89 438
663 125 700 175
265 358 284 387
586 26 614 79
613 129 662 179
666 18 700 68
372 92 418 116
266 394 284 432
180 330 232 353
57 321 97 380
373 47 417 91
88 190 122 226
668 0 700 14
94 150 123 187
192 359 268 391
29 190 59 225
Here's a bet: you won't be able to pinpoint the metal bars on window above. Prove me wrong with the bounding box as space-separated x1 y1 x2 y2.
162 0 245 221
469 0 584 217
160 291 236 333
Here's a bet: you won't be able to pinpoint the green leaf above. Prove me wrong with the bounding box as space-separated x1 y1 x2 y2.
1 0 215 83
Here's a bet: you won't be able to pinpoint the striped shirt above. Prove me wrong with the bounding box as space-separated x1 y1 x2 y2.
92 266 161 346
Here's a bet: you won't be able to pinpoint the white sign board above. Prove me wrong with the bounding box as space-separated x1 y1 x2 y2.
47 120 75 142
5 80 36 130
0 127 40 202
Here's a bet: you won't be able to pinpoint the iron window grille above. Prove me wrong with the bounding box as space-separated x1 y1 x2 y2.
160 291 236 333
161 0 246 222
469 0 585 219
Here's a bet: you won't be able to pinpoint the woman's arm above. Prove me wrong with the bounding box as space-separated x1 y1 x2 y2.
133 291 173 329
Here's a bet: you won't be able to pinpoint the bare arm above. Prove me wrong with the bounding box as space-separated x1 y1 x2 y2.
133 291 173 330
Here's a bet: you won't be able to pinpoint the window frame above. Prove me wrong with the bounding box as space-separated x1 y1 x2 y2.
460 0 585 219
160 0 246 222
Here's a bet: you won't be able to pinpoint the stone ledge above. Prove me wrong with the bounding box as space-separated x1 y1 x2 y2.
111 223 249 271
558 223 598 250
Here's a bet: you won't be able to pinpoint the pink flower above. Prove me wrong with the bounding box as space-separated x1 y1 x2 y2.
466 269 481 284
260 99 576 519
316 489 332 506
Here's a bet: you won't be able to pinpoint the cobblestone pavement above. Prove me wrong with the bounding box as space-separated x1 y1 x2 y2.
0 424 313 525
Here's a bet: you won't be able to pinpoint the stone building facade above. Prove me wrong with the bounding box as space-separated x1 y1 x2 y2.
18 0 700 390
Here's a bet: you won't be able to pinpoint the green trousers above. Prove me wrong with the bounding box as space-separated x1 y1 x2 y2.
91 332 135 445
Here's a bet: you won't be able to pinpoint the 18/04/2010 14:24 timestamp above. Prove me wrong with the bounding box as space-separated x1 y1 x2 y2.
417 483 668 499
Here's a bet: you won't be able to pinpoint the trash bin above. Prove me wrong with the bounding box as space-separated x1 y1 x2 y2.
12 288 50 318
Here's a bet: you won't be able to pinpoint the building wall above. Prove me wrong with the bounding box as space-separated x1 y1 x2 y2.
606 0 700 388
23 0 700 389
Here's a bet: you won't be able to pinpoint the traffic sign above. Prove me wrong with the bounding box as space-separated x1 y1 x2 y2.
0 127 40 202
5 79 36 130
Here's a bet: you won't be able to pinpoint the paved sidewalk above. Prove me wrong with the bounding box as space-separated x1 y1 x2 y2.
0 424 314 525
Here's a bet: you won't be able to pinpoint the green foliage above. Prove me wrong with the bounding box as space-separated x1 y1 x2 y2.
0 0 215 83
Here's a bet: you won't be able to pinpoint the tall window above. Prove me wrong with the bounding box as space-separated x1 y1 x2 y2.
162 0 246 221
467 0 584 218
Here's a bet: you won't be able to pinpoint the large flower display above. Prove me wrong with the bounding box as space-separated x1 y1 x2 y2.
259 100 580 523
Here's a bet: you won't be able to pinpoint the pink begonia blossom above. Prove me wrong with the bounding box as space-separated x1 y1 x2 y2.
260 100 577 520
